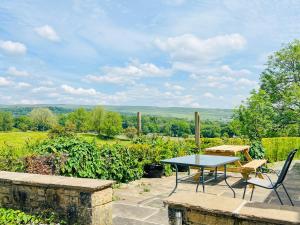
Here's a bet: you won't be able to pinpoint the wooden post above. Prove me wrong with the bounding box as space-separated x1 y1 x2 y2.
195 112 201 150
137 112 142 136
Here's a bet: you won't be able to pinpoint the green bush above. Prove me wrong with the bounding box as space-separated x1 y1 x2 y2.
0 208 63 225
0 145 27 172
34 136 143 182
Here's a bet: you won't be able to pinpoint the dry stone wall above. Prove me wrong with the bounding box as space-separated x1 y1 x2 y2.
0 171 115 225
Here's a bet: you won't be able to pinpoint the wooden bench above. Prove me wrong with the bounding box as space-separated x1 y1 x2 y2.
242 159 267 179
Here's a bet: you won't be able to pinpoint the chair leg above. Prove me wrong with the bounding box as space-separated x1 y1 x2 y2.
282 184 294 206
274 188 284 205
250 186 255 201
243 183 247 199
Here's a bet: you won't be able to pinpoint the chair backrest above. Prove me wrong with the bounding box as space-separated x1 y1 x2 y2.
275 149 298 186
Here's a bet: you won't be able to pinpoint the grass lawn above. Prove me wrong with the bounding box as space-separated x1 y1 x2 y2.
0 131 130 149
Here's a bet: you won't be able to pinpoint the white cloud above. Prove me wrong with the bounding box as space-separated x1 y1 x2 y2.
16 82 31 89
32 86 56 93
85 61 171 85
0 40 27 55
35 25 60 42
0 77 11 86
235 78 258 87
165 82 185 91
203 92 215 98
7 66 30 77
155 33 246 65
61 84 97 96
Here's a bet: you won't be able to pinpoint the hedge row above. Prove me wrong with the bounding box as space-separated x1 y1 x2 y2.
187 137 300 162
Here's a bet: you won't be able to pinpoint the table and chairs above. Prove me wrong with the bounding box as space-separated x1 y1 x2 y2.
162 144 297 206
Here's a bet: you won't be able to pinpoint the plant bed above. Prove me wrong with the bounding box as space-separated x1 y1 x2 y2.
143 164 164 178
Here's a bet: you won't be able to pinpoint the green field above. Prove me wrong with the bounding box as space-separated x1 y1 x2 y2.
0 104 233 121
0 132 129 148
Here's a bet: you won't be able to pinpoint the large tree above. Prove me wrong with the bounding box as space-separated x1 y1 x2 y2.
89 106 106 135
233 39 300 139
101 112 122 138
0 111 14 131
29 108 57 131
260 40 300 135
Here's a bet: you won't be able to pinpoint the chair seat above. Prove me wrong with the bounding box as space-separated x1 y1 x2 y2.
247 177 274 189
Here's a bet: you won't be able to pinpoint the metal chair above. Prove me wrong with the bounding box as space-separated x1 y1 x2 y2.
243 149 298 206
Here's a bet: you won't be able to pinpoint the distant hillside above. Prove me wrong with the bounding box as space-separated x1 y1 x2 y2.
0 105 233 121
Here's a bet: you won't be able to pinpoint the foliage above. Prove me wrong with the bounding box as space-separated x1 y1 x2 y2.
262 137 300 162
0 145 25 172
232 90 275 140
29 108 57 131
35 136 105 179
66 107 89 132
34 136 142 182
234 39 300 140
124 127 137 139
89 106 105 135
101 112 123 138
14 115 32 131
0 111 13 131
249 140 265 159
0 208 64 225
98 144 144 182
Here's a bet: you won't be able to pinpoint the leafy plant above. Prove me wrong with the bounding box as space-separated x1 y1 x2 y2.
0 208 64 225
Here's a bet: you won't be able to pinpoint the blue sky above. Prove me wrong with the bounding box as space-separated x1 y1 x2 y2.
1 0 300 108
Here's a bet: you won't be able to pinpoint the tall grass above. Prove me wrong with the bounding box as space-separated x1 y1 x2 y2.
262 137 300 162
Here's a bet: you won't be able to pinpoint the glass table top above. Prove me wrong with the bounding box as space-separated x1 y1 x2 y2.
161 154 239 167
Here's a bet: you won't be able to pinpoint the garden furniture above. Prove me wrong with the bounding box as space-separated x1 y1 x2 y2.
243 149 298 206
205 145 267 179
161 154 239 197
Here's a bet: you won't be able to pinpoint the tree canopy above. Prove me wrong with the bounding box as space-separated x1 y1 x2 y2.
233 39 300 139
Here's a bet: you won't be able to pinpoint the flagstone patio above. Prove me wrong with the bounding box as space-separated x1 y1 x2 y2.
112 160 300 225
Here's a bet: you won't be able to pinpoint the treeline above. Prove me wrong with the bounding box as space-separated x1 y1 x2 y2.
0 107 237 138
122 115 236 138
0 107 122 138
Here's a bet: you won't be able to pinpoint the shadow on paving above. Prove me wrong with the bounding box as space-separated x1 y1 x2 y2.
264 162 300 207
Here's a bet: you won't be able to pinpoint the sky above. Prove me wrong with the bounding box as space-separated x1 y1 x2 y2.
1 0 300 109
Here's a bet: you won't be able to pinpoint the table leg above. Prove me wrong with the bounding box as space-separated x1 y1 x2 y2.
224 164 236 198
196 167 205 192
215 167 218 180
169 164 178 196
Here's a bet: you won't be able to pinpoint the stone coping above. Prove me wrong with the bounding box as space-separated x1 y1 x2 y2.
164 192 300 224
0 171 115 192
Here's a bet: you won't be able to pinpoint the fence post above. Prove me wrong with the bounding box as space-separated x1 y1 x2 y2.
195 112 201 150
137 112 142 136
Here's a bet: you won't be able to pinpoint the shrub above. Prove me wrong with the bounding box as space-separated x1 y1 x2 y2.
35 136 106 179
0 208 64 225
98 144 144 182
34 136 143 182
0 145 26 172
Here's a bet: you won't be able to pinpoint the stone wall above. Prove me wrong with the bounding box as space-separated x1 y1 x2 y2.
164 192 300 225
0 171 115 225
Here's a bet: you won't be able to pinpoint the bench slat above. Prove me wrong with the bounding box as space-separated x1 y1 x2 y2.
242 159 267 170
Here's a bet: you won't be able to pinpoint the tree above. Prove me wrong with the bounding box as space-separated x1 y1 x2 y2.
14 115 32 131
89 106 105 135
66 108 89 132
260 40 300 135
124 127 137 139
232 90 275 140
0 111 14 131
29 108 57 131
101 112 122 138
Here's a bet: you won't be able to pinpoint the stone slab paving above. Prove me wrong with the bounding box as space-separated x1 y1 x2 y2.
112 161 300 225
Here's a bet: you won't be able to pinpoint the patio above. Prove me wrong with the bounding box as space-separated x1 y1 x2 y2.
112 160 300 225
